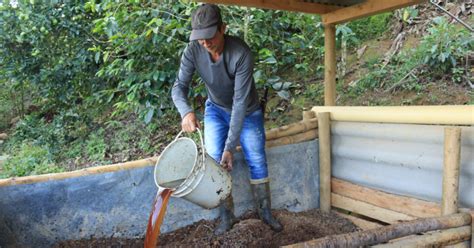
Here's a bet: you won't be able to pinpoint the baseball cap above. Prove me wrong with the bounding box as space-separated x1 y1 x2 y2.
190 4 222 41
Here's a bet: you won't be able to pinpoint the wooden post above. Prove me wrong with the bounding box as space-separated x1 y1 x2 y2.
324 24 336 106
442 127 462 215
318 112 331 212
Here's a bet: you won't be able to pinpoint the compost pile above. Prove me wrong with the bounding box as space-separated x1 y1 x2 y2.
54 209 359 247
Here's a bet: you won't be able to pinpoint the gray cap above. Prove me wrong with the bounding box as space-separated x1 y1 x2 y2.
190 4 222 41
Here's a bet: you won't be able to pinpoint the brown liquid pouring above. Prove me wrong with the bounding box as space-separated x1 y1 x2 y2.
144 188 173 248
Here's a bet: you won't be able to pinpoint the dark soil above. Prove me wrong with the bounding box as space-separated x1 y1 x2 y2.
54 209 359 248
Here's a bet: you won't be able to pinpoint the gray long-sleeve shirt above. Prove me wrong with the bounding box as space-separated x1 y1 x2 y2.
171 35 260 153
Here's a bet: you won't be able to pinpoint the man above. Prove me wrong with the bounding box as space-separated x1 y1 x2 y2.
171 4 283 235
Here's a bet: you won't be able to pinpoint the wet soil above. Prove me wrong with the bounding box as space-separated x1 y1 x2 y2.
54 209 359 248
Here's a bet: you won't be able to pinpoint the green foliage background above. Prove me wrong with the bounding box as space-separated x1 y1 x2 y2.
0 1 471 177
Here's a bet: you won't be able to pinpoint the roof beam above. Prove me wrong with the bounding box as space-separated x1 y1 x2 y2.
198 0 342 15
322 0 427 25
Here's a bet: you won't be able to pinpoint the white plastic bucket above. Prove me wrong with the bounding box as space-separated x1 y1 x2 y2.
154 129 232 209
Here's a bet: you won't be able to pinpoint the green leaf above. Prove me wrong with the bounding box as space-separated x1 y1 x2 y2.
263 57 277 64
103 52 109 63
144 108 154 124
277 90 290 100
95 52 100 64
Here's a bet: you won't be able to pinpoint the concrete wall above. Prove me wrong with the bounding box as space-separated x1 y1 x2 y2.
331 121 474 208
0 140 319 248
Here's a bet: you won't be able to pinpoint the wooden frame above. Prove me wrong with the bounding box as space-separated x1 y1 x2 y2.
322 0 427 25
308 106 473 246
198 0 341 15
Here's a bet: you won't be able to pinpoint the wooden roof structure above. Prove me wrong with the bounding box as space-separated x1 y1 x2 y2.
198 0 427 106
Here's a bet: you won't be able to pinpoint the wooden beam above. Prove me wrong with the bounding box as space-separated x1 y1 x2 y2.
324 24 336 106
332 178 441 218
284 213 472 248
311 105 474 125
373 226 471 248
318 112 331 212
332 193 416 223
198 0 341 14
322 0 427 25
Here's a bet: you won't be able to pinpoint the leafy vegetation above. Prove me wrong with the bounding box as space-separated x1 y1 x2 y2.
0 1 472 177
344 17 473 98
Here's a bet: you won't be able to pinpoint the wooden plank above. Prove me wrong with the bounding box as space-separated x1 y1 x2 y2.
284 213 472 248
324 24 336 106
373 226 471 248
442 127 462 215
334 211 384 230
322 0 427 25
332 178 441 218
0 157 158 187
198 0 341 15
318 112 331 212
332 193 416 223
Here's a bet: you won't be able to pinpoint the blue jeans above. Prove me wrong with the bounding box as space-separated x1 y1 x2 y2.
204 100 268 182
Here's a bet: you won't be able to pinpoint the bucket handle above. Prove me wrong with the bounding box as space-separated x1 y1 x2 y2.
174 128 206 168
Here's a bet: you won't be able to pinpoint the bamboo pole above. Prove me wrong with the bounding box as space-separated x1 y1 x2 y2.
373 226 471 248
311 105 474 125
442 127 462 215
265 118 318 140
284 213 472 248
324 24 336 106
318 112 331 212
265 129 318 148
0 157 158 187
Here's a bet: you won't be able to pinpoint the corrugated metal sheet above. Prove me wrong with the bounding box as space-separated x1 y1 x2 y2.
331 121 474 208
303 0 365 7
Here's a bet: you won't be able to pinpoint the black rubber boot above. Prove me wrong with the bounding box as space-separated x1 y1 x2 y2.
251 182 283 232
213 195 237 235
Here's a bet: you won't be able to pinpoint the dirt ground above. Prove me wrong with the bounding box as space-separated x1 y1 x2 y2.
54 209 359 247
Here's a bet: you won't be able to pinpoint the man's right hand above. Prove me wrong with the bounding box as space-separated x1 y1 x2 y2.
181 112 201 133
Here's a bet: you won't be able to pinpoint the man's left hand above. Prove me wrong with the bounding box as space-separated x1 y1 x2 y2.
220 151 233 171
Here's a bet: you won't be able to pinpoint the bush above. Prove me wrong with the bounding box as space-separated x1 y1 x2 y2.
420 17 473 73
348 12 392 43
1 143 64 178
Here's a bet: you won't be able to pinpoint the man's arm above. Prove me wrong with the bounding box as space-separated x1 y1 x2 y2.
171 44 200 132
224 51 254 153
